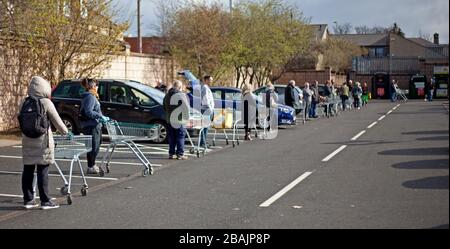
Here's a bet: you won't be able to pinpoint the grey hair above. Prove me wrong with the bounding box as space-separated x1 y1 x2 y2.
173 80 183 90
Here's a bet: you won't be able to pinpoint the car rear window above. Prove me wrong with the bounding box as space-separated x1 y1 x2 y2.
52 83 84 99
53 81 106 100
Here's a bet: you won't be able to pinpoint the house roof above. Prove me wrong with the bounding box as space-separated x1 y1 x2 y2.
332 33 389 47
408 37 438 47
309 24 328 41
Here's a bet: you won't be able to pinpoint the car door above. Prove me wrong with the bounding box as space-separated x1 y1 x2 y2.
102 82 142 123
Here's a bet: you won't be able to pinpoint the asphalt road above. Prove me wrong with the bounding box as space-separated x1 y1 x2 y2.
0 99 448 229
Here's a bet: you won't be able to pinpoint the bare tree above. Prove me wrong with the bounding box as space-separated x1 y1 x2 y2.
332 22 352 34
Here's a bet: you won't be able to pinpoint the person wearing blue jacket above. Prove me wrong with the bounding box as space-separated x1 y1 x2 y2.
79 78 109 174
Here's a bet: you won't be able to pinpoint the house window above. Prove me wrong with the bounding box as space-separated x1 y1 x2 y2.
369 47 386 57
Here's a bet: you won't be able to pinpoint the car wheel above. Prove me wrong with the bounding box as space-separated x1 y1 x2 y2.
62 117 78 134
151 120 168 143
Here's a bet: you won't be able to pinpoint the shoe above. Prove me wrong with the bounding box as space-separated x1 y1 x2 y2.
244 132 253 141
177 155 189 160
23 200 39 209
86 165 100 175
40 200 60 210
169 155 175 159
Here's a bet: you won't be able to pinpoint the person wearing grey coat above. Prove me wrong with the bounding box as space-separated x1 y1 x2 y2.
20 76 69 209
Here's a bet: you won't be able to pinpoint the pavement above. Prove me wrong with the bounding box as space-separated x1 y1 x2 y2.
0 99 448 229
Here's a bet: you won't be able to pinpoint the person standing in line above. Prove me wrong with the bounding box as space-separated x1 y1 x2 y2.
199 75 215 148
155 80 168 93
19 76 70 210
361 82 369 106
309 80 320 118
302 82 313 121
340 82 350 111
163 80 190 160
241 83 257 140
79 78 110 175
285 80 296 109
390 79 397 102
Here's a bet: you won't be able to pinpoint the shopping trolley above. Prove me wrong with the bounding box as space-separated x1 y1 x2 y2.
395 85 408 101
211 108 242 147
53 135 92 205
101 121 159 177
184 110 209 158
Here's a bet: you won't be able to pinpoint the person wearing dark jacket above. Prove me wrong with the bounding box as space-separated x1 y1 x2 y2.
80 78 109 175
284 80 296 109
163 80 190 160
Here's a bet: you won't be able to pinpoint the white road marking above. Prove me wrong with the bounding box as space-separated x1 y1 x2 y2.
378 115 386 121
0 194 56 199
367 121 377 129
387 110 393 115
0 155 162 167
259 171 313 207
0 170 118 181
322 145 347 162
351 130 366 141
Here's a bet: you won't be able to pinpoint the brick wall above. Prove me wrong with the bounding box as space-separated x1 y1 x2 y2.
277 68 347 87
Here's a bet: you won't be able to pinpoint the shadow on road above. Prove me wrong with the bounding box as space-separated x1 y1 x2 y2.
402 130 449 135
392 159 449 170
416 136 449 141
402 175 449 190
428 224 449 229
323 140 396 146
378 147 449 156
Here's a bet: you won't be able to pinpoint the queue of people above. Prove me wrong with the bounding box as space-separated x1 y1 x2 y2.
17 74 371 210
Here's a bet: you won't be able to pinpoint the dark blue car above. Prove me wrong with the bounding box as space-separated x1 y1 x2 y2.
178 70 296 125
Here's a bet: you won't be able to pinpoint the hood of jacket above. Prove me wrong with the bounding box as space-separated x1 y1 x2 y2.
27 76 51 99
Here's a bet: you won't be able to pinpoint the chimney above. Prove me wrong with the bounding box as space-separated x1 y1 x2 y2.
433 33 439 45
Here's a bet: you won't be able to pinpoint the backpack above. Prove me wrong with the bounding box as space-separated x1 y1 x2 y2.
18 96 49 138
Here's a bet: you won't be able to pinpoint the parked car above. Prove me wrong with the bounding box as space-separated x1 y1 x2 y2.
51 79 169 143
253 84 303 114
177 70 296 125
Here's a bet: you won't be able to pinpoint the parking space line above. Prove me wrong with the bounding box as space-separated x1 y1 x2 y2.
259 171 313 207
0 194 57 199
367 121 377 129
322 145 347 162
0 170 118 181
351 130 366 141
0 155 162 167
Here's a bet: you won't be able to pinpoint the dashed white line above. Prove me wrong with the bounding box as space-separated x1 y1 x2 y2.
378 115 386 121
387 110 393 115
367 121 378 129
322 145 347 162
351 130 366 141
259 171 313 207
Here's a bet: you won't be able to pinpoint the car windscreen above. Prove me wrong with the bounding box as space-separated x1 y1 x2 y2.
127 82 165 105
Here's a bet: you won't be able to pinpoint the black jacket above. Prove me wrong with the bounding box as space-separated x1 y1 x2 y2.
163 88 189 125
285 84 296 107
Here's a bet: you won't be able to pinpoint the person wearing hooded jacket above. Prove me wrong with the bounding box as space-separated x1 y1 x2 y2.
79 78 109 175
20 76 69 209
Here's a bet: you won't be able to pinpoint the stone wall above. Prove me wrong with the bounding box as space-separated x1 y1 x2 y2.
0 48 176 132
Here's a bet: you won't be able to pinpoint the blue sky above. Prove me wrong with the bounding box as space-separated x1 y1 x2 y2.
113 0 449 43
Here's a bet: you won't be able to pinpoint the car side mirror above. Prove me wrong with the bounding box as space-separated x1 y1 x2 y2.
131 99 139 107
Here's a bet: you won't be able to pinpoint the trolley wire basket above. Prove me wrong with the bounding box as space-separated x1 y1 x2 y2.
101 121 159 176
53 135 92 205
